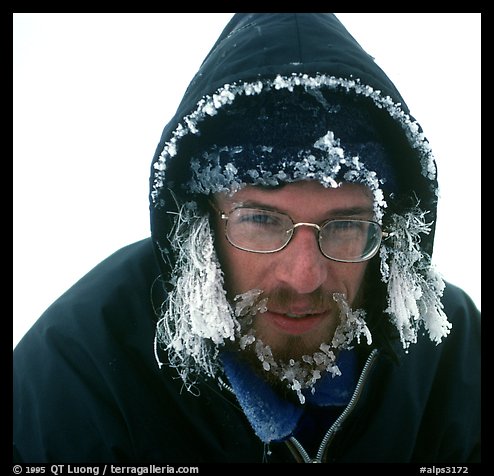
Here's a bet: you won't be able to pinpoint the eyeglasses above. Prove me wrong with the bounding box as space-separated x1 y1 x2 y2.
215 207 385 263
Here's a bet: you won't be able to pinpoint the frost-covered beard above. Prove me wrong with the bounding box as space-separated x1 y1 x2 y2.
229 289 372 404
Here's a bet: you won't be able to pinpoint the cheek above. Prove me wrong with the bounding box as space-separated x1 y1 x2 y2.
344 262 369 304
214 234 268 296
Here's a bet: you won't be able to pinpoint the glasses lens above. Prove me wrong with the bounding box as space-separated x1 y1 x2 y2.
226 208 293 252
319 220 382 262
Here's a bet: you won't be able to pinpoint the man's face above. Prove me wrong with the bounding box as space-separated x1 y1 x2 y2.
212 180 374 363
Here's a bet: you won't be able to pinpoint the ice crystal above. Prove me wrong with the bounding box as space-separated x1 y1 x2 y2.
380 207 451 348
151 73 437 206
332 293 372 347
239 333 256 350
232 291 371 404
234 289 268 317
154 201 239 387
188 141 388 223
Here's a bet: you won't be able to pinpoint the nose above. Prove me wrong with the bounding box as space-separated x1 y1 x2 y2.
274 225 329 294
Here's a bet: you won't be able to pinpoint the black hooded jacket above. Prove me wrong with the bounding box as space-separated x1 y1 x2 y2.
13 14 480 464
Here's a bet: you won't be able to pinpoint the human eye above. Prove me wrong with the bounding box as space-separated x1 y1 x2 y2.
325 220 366 239
335 220 362 230
235 208 285 229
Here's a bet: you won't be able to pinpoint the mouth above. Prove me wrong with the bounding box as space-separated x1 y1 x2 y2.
285 312 317 318
264 309 327 335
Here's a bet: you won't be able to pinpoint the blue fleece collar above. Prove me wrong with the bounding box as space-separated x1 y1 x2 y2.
220 349 357 443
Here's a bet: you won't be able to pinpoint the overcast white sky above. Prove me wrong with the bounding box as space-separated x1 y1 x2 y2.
13 13 481 347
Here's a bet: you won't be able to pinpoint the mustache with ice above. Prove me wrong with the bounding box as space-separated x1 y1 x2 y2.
231 289 372 404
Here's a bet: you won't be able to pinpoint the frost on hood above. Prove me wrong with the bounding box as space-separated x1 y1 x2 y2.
187 130 388 223
151 74 438 209
380 206 452 348
154 201 239 388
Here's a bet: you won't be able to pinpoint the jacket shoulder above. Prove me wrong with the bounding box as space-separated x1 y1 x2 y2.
441 278 480 342
13 238 167 462
442 281 479 313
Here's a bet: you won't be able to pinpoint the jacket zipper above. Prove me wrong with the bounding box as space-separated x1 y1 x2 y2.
286 348 379 463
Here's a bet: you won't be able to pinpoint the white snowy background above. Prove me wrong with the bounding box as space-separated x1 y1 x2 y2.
13 13 481 348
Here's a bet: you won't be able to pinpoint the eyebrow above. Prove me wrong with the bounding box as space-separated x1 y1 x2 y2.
229 200 374 218
326 206 375 218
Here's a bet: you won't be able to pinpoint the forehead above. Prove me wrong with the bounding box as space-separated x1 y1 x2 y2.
215 180 374 214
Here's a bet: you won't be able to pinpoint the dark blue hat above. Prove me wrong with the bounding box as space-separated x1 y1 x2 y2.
181 87 398 194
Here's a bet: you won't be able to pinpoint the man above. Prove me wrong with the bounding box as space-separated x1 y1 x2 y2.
13 13 480 463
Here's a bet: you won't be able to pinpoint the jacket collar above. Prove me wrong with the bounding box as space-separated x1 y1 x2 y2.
220 348 358 443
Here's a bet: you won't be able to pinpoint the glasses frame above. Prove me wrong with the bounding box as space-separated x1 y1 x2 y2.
211 202 387 263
